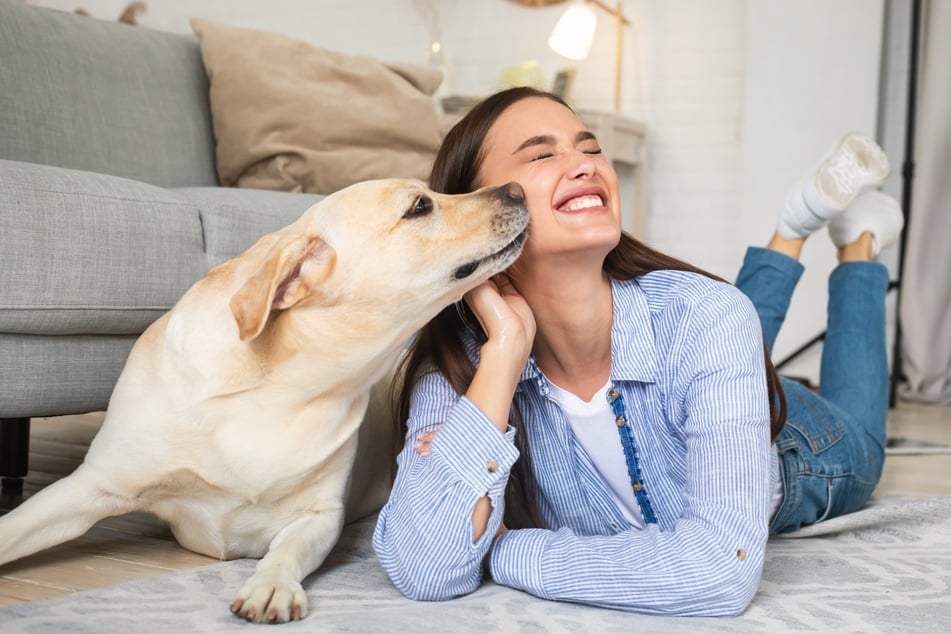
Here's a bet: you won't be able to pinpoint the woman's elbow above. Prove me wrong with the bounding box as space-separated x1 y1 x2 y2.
372 534 482 602
380 560 481 602
702 562 762 616
389 574 472 602
712 583 757 617
644 554 762 616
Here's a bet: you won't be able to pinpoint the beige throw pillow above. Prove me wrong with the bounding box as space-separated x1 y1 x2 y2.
191 18 444 194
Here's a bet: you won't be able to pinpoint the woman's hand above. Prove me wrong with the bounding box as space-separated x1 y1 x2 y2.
458 273 534 440
464 273 536 370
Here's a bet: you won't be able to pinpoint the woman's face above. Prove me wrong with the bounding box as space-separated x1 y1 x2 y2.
476 97 622 266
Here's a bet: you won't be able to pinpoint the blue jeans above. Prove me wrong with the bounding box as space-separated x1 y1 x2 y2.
735 247 889 533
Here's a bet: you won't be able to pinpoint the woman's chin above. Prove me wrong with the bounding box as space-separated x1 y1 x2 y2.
527 228 621 262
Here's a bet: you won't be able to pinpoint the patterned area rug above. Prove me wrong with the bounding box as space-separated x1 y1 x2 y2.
2 496 949 633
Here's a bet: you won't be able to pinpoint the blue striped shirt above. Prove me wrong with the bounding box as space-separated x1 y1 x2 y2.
373 271 773 616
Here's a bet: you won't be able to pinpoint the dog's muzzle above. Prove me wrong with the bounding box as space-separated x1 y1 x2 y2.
452 182 528 281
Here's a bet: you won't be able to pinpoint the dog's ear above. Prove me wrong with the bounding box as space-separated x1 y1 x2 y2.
229 236 335 342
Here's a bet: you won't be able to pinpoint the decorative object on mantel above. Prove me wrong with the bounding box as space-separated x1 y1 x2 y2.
71 2 147 24
117 1 147 25
498 59 545 91
551 67 577 102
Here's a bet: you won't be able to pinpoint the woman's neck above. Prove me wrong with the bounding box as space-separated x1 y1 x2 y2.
513 261 614 401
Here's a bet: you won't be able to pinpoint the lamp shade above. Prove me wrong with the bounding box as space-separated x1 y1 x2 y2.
547 2 597 60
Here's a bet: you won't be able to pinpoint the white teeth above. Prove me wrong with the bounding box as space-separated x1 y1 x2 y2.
561 194 603 212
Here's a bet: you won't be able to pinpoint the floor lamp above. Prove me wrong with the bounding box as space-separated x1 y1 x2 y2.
547 0 630 112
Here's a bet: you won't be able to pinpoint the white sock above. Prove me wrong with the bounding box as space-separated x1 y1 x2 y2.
828 190 904 257
777 133 890 240
778 177 837 239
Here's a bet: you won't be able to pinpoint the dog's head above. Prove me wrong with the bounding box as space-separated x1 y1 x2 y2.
229 179 528 342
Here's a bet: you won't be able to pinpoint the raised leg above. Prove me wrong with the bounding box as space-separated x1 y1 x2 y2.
734 247 804 355
820 260 890 449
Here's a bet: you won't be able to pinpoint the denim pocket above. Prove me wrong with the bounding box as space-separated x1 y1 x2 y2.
781 382 847 455
771 384 879 533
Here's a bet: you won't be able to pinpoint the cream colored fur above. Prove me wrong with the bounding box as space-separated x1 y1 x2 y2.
0 179 527 623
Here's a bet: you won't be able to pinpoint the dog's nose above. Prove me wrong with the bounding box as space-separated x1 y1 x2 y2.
498 182 525 205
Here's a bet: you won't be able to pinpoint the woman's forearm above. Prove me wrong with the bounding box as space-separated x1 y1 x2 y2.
465 341 525 540
372 395 518 601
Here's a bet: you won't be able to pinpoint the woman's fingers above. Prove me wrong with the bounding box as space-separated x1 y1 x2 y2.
464 275 536 369
465 277 532 334
491 273 536 342
414 430 436 456
493 272 516 296
463 280 498 333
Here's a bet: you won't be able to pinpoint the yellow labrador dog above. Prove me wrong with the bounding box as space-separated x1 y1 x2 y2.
0 179 528 623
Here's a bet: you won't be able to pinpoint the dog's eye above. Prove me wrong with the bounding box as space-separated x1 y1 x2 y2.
404 196 433 219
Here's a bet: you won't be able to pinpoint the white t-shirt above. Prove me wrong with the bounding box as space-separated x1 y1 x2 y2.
548 379 645 529
548 379 784 530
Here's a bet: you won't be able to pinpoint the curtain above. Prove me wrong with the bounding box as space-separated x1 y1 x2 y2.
898 0 951 404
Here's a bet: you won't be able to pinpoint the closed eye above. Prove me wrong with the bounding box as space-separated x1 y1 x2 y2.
531 152 554 162
404 195 433 218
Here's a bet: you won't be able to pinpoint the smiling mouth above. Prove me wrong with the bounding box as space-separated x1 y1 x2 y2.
453 230 527 280
556 194 605 213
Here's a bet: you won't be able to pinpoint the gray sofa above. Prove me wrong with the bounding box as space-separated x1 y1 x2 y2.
0 0 325 496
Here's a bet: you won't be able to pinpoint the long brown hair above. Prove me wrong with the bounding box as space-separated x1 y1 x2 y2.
393 87 787 529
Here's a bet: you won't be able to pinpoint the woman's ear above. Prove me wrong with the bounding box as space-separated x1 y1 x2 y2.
229 237 335 342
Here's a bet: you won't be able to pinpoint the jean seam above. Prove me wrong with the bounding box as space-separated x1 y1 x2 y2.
816 477 835 523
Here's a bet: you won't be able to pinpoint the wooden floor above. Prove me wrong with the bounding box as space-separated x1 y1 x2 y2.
1 402 949 608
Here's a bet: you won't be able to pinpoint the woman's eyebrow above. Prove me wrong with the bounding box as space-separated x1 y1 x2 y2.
576 131 598 144
513 134 556 155
512 131 600 155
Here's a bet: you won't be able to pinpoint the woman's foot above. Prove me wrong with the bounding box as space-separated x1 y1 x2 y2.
777 132 890 240
837 232 875 263
829 190 904 259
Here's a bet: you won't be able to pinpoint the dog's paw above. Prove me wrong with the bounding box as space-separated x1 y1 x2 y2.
230 572 308 624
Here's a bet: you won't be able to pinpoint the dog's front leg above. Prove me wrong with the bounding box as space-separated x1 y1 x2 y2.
230 505 345 624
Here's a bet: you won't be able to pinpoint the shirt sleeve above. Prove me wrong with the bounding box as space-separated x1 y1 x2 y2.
489 283 772 616
372 367 520 601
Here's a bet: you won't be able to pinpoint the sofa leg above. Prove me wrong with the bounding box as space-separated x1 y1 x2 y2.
0 417 30 510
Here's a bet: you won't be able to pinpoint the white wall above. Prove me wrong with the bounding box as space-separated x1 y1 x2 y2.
740 0 884 379
34 0 887 382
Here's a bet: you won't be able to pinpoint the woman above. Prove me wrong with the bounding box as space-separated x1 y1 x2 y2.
372 87 903 615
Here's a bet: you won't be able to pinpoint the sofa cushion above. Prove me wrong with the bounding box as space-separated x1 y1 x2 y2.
0 161 324 337
173 187 324 267
190 17 444 195
0 160 209 335
0 0 218 188
0 334 138 418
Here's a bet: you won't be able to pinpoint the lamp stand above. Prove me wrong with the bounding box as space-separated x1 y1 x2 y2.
587 0 629 112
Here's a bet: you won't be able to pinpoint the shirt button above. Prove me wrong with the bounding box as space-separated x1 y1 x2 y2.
486 460 499 473
631 481 643 492
615 416 626 427
736 548 747 561
608 388 619 401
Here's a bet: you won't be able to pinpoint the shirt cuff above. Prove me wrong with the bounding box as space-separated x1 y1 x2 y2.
488 527 550 598
429 396 519 498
